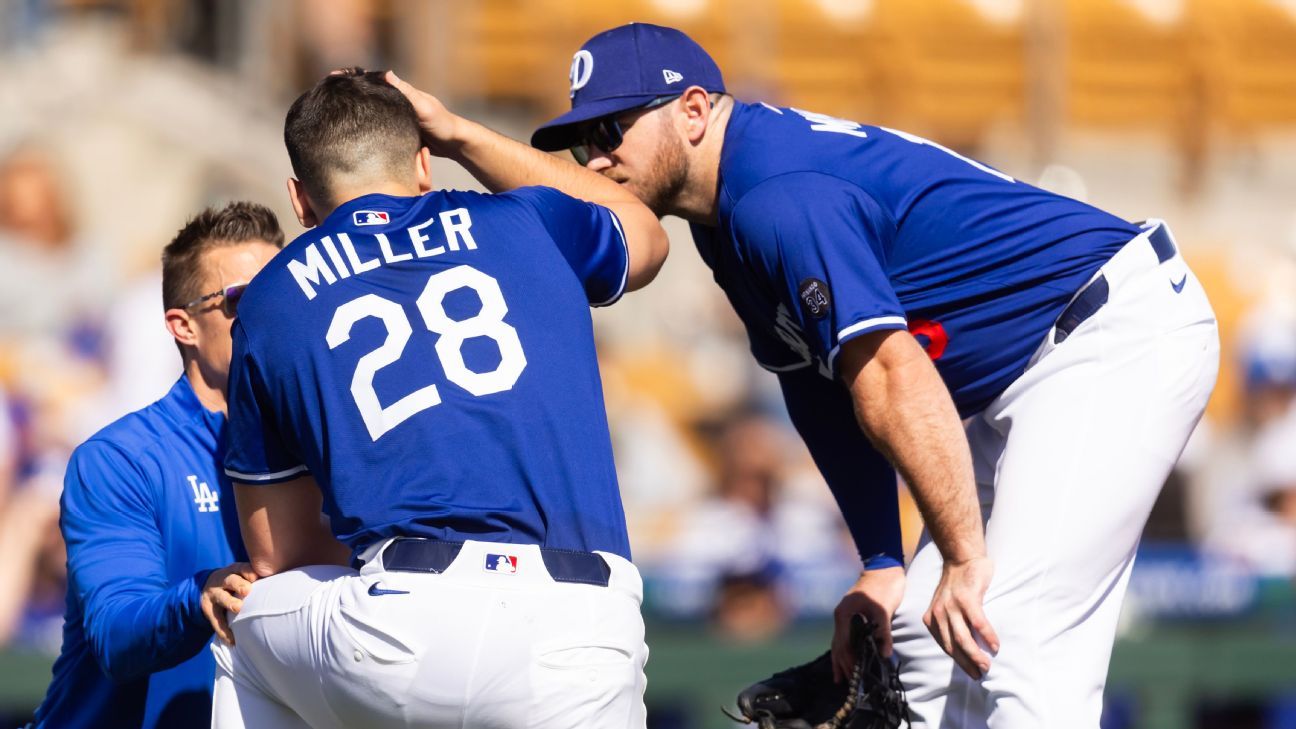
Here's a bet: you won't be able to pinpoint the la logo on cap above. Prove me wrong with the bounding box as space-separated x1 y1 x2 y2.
569 50 594 97
663 69 683 84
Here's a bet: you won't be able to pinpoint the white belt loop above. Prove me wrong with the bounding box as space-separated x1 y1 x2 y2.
356 537 399 576
1100 223 1167 291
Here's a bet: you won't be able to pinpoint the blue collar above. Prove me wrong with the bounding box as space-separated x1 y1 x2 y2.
162 374 225 439
714 100 759 229
325 192 421 228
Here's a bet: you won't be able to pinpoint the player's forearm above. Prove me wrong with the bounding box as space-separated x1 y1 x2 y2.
243 514 347 577
444 116 612 196
841 331 984 564
443 116 669 289
236 480 350 577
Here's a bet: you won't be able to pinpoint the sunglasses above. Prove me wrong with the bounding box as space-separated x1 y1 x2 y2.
570 94 680 166
182 282 250 318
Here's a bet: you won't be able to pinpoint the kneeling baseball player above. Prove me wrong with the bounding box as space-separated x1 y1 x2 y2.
207 69 667 728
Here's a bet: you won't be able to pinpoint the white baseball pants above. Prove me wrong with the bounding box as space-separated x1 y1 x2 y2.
211 540 649 729
892 222 1219 728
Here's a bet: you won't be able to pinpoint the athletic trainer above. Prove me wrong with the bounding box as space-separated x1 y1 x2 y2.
28 202 280 728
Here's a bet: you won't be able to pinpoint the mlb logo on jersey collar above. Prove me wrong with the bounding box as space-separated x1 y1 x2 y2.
485 553 519 574
353 210 390 226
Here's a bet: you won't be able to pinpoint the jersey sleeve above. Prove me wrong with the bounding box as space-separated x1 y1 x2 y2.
61 441 216 682
730 172 907 376
224 320 308 485
507 185 630 306
778 368 903 569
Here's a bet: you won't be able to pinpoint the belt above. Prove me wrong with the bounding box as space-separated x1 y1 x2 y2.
1053 223 1176 344
356 537 612 587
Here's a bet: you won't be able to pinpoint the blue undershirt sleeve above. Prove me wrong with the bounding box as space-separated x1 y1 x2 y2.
778 368 904 570
61 441 215 683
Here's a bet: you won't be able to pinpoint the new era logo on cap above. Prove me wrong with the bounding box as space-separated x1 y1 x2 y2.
485 554 518 574
663 69 683 84
353 210 390 226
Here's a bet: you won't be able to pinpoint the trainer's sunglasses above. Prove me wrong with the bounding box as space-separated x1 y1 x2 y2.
570 94 680 165
182 282 250 318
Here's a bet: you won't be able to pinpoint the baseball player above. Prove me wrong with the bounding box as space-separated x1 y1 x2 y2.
523 23 1220 728
27 202 281 728
209 69 668 728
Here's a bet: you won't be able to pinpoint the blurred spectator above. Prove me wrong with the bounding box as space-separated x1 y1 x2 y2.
0 383 16 509
0 145 86 656
0 145 117 461
0 0 53 49
1206 403 1296 578
1192 293 1296 546
664 412 852 588
709 570 789 643
101 270 182 415
0 484 64 654
292 0 379 86
1237 311 1296 431
0 145 111 342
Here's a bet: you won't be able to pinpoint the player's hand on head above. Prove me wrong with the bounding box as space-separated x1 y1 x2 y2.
384 70 460 156
831 565 905 684
201 562 259 645
923 555 998 680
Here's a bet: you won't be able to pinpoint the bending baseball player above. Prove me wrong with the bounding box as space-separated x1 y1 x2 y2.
529 23 1220 728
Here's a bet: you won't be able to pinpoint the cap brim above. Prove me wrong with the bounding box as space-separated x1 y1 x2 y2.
530 94 663 152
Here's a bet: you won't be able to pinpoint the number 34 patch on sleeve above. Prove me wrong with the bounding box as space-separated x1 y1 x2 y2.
798 278 832 320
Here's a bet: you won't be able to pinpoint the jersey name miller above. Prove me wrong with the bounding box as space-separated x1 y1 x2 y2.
288 207 479 301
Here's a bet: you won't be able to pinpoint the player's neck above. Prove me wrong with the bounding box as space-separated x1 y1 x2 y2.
314 181 426 221
184 358 228 415
666 102 729 226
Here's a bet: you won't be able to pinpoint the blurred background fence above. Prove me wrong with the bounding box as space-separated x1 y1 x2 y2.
1 1 1296 727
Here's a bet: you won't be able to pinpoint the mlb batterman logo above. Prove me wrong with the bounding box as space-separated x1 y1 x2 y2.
485 553 519 574
353 210 390 226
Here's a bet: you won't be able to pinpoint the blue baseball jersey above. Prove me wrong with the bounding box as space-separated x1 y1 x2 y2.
692 101 1142 566
33 376 243 729
224 188 633 559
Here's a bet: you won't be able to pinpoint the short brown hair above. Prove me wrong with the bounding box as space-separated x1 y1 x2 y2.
162 201 284 311
284 68 422 204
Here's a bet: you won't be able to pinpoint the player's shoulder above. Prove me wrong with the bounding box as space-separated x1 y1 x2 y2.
720 101 813 196
237 225 321 317
720 101 875 213
495 185 594 216
65 377 215 506
68 400 167 484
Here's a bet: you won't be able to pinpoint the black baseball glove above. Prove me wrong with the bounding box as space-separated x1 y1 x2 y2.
726 614 908 729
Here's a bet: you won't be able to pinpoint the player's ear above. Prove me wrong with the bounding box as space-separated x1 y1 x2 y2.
680 86 712 145
415 147 433 194
164 307 199 350
286 178 320 228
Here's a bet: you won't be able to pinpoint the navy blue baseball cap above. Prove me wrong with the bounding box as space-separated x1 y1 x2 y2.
531 23 726 152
